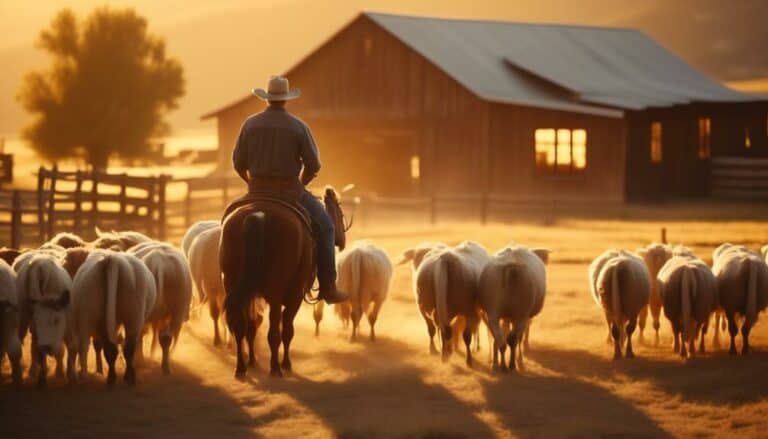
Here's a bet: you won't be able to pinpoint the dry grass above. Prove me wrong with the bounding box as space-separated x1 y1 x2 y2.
2 216 768 438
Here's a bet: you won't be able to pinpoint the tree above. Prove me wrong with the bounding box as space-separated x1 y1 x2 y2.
18 8 185 169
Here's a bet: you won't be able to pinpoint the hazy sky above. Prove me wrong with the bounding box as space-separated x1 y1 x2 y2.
1 1 766 135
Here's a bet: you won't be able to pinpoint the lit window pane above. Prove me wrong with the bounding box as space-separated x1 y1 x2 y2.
535 129 556 170
535 129 555 143
572 129 586 145
573 143 586 169
410 155 420 179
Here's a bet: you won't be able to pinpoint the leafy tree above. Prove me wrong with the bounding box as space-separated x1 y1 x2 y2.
18 8 184 169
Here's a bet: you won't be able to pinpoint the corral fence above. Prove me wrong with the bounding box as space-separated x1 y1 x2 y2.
711 157 768 200
0 166 170 247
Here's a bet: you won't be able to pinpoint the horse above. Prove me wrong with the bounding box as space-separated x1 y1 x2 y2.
220 186 350 378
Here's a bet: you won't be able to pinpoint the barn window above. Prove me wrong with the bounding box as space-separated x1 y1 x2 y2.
410 155 420 179
535 128 586 173
745 127 752 149
698 117 711 159
650 122 663 163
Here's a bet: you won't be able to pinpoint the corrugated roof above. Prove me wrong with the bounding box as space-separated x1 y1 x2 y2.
202 12 762 119
367 13 759 111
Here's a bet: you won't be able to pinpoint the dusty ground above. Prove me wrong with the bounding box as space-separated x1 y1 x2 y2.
2 215 768 438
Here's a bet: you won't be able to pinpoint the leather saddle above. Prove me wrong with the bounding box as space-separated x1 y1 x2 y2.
223 191 313 233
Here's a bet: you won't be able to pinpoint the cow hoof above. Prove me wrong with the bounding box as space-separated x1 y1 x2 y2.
270 368 283 378
626 350 635 359
742 347 750 356
281 362 292 372
162 365 171 375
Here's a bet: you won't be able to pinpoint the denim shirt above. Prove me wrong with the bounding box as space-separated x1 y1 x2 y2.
232 106 321 179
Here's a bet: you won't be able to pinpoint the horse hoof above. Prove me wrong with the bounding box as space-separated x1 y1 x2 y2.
742 347 750 356
270 368 283 378
281 362 292 372
626 351 635 359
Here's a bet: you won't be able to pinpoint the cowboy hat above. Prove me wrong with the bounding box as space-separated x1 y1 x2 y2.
253 76 301 101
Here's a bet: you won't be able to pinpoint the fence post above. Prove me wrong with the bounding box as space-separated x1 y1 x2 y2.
185 181 192 228
11 190 21 248
119 173 128 218
429 194 437 225
661 227 667 244
46 165 58 240
90 171 99 235
73 171 83 236
158 175 167 241
36 166 45 241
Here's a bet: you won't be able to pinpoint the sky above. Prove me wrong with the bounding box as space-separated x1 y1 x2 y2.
1 0 766 137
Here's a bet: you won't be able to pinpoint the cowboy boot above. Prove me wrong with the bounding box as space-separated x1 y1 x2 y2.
319 283 349 304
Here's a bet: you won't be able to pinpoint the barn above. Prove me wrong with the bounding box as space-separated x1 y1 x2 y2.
201 12 768 202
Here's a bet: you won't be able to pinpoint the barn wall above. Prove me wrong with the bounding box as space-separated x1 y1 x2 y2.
209 15 488 196
489 104 626 202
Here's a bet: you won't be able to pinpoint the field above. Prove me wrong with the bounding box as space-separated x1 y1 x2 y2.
2 212 768 438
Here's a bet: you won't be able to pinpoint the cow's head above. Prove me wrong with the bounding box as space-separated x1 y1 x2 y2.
29 290 70 357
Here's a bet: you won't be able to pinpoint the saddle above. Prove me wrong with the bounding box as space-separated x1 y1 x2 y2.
222 177 312 233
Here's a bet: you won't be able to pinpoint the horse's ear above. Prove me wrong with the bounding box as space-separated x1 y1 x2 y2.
395 249 415 266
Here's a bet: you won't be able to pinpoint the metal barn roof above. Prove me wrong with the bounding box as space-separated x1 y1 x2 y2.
202 12 761 119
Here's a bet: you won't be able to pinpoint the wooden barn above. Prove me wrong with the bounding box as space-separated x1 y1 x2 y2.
202 12 768 202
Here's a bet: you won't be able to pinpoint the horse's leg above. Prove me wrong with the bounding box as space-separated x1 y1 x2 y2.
267 303 282 377
313 302 323 337
281 299 300 373
368 299 383 342
671 320 681 354
226 305 248 378
210 299 222 347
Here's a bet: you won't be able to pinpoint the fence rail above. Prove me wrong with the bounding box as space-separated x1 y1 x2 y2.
711 157 768 200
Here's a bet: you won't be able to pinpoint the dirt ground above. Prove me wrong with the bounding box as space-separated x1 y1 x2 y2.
2 216 768 438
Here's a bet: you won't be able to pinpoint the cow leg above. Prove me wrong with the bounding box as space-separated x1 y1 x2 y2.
637 305 648 343
103 340 118 387
7 338 22 388
28 331 39 378
123 335 138 385
159 328 172 375
54 349 65 378
313 302 323 337
368 300 383 342
421 310 438 355
211 300 222 347
350 305 361 343
77 337 90 382
246 316 257 368
93 337 104 374
440 324 453 363
741 320 753 355
671 320 680 354
523 319 531 353
506 328 519 372
699 319 708 354
66 341 77 383
36 349 47 389
267 303 282 377
625 319 637 359
726 312 738 355
487 316 506 372
611 322 622 360
281 299 300 373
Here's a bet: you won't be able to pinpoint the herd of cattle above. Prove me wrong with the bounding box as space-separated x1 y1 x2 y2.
0 221 767 389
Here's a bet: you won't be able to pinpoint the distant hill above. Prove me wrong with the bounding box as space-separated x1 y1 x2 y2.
0 0 765 137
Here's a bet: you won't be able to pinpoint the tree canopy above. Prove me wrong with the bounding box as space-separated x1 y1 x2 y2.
18 8 185 169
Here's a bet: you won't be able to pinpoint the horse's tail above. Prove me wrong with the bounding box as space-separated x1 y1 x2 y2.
224 212 264 313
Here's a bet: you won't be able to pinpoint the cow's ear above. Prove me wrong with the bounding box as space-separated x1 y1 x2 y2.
636 248 648 257
57 290 70 308
531 248 551 265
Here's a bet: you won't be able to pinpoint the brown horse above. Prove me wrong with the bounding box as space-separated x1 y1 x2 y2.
220 187 350 378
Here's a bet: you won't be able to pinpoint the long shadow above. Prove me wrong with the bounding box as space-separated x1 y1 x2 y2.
529 345 768 405
480 372 671 438
245 338 497 438
0 362 259 438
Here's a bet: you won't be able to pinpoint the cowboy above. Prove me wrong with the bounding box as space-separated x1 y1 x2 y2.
232 76 348 305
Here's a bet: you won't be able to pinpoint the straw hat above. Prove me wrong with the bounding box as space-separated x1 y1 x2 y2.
252 76 301 101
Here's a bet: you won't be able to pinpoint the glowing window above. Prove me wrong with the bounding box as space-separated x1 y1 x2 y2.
745 127 752 149
410 155 420 179
650 122 663 163
698 117 711 159
535 128 586 173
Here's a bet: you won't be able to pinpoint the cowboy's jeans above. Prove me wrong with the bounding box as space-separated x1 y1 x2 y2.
300 190 336 288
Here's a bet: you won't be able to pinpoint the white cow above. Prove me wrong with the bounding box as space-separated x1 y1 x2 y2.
15 252 72 387
331 241 393 342
129 242 192 374
657 254 718 358
0 260 21 386
479 245 548 372
594 252 650 359
636 243 673 345
712 243 768 355
182 220 219 258
188 225 228 346
67 250 156 386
